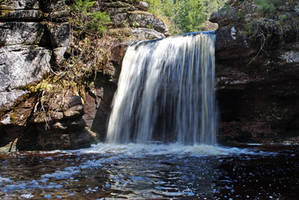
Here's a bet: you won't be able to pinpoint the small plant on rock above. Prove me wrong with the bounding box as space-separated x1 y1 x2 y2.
72 0 111 35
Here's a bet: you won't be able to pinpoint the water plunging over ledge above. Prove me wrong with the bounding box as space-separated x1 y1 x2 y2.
107 31 217 145
1 32 298 200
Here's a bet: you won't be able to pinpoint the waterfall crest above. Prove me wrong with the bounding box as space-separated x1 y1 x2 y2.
106 32 217 145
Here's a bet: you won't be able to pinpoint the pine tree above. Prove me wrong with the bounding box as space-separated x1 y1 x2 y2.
146 0 226 34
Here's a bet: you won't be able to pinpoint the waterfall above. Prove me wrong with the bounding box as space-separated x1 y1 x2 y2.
106 32 217 145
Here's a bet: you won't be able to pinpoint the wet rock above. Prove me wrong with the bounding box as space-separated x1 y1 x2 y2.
35 133 72 150
132 28 165 40
33 92 83 122
0 22 44 45
84 81 117 140
68 119 86 131
46 10 69 22
128 11 168 33
0 138 18 152
110 13 128 27
16 127 96 150
48 22 70 47
280 51 299 64
295 3 299 15
51 111 64 121
0 0 39 10
214 0 299 144
39 0 66 12
210 6 239 27
52 122 66 130
53 47 67 64
215 25 256 60
64 105 84 118
0 45 51 91
0 90 28 111
70 129 96 149
0 0 169 150
81 1 169 141
0 10 43 20
0 96 35 129
137 1 149 11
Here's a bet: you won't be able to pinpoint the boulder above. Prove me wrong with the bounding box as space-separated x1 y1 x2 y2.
210 6 240 27
0 0 39 10
128 11 168 33
137 1 149 11
0 90 28 111
48 22 70 47
110 13 128 27
0 22 44 45
0 45 51 91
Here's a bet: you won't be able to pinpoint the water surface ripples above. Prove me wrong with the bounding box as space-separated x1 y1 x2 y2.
0 144 298 199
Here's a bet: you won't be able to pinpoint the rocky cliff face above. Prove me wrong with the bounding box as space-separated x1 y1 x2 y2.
2 0 297 150
211 0 299 144
0 0 168 150
82 0 168 141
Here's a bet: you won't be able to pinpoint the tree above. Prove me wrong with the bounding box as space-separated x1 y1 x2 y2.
146 0 226 34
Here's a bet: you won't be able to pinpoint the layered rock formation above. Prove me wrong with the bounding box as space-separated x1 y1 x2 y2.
0 0 168 150
82 0 168 141
0 0 74 150
212 0 299 144
2 0 297 150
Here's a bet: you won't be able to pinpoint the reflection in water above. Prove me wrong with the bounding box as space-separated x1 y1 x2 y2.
0 144 298 199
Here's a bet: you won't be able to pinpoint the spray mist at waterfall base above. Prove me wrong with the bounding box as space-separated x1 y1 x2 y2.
0 33 298 199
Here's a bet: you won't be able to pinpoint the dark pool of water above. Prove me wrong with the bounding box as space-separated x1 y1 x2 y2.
0 144 298 199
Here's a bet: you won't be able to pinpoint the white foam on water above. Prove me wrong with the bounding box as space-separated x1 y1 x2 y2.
0 176 13 183
247 143 263 146
20 193 34 199
75 142 270 158
41 167 80 180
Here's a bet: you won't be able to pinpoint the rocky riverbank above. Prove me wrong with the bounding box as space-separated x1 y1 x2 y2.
0 0 168 151
212 0 299 144
0 0 298 151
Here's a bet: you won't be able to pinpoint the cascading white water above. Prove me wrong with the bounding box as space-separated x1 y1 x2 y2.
106 32 217 145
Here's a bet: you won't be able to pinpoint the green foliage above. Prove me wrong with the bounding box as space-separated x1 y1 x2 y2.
178 0 206 32
72 0 96 14
89 11 111 34
146 0 226 34
278 14 287 20
72 0 111 35
254 0 281 13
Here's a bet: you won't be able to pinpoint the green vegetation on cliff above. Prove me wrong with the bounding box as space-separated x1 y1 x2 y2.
146 0 226 33
72 0 111 35
25 0 113 126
